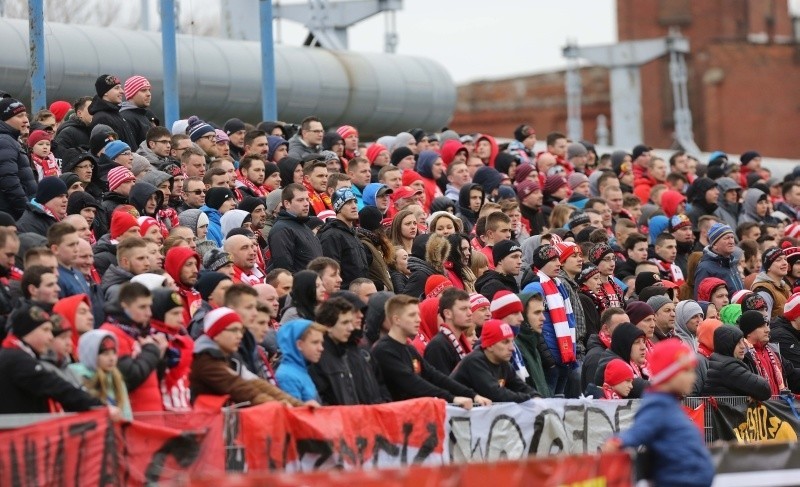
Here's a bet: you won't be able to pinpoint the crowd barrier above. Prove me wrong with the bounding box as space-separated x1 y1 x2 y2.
3 395 800 486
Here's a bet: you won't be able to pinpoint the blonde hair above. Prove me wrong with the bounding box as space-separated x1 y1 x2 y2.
548 204 575 230
86 367 128 410
470 250 489 278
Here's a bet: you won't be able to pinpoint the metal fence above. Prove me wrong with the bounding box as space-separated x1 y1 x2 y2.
683 395 751 444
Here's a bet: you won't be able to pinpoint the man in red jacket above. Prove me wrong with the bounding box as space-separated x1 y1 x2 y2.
164 246 202 324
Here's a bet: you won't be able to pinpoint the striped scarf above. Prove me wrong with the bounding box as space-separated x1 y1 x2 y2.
537 270 576 364
439 324 471 359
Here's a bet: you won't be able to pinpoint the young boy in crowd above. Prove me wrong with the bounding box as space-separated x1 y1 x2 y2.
603 339 714 487
599 358 634 399
275 319 326 405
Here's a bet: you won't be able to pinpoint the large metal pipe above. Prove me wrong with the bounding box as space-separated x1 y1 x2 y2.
27 0 45 112
0 18 456 134
160 0 179 127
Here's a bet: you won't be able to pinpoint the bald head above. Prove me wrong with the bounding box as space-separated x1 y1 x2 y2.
223 234 251 253
224 234 256 269
254 283 280 318
63 214 92 242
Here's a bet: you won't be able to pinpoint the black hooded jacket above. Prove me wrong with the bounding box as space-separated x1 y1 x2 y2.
317 218 370 288
284 270 319 321
364 291 393 345
88 96 137 148
62 152 103 199
0 120 37 218
53 117 91 160
129 181 164 218
770 316 800 368
594 323 649 398
685 177 718 227
457 183 484 234
267 209 323 273
704 326 771 400
277 156 303 188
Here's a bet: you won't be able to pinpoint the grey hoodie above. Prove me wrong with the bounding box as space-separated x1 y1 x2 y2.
714 177 742 229
740 188 766 223
674 300 703 351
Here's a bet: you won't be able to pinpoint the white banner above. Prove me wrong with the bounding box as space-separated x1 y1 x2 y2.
444 399 638 463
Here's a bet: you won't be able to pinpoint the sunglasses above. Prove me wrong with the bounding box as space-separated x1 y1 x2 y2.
188 189 206 195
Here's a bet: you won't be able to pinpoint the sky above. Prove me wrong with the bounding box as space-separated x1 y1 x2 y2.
177 0 619 85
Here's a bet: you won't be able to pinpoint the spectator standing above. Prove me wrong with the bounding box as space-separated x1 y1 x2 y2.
88 74 137 147
318 188 369 288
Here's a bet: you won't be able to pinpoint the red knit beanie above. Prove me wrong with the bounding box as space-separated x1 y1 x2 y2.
110 211 139 240
648 338 697 386
203 307 242 339
481 319 514 349
604 358 634 386
425 275 453 299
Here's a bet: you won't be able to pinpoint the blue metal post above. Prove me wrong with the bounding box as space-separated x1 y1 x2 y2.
260 0 278 121
28 0 46 112
160 0 179 127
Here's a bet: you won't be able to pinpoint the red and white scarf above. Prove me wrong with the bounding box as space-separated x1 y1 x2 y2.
303 180 332 216
31 153 60 180
749 342 785 395
537 270 576 363
599 278 625 310
650 257 685 285
439 324 472 359
235 171 267 197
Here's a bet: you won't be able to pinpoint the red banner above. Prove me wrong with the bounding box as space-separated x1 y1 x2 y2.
189 452 632 487
0 410 112 487
239 398 446 472
0 409 225 487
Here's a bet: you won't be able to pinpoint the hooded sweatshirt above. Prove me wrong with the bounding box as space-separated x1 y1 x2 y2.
415 150 444 210
740 188 769 224
164 247 203 325
275 319 320 402
457 183 484 234
685 177 718 226
474 134 499 167
674 300 703 351
714 177 742 230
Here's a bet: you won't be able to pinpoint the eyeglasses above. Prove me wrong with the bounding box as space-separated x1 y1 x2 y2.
201 134 216 141
188 189 206 195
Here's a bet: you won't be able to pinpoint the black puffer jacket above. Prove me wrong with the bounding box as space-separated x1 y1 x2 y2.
119 102 157 147
309 335 361 405
475 270 520 300
98 191 129 238
581 333 608 391
704 326 771 400
403 256 438 299
96 153 119 193
267 209 323 273
770 316 800 369
0 120 36 218
62 151 103 200
318 219 370 288
16 204 57 235
88 96 137 148
52 117 91 160
93 234 118 278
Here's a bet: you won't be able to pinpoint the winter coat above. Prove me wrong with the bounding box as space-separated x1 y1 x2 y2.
618 391 714 487
714 177 742 230
267 209 323 273
58 264 90 299
309 334 387 405
93 234 118 278
752 272 790 319
390 269 408 295
0 120 37 218
559 271 588 359
740 188 775 224
578 292 601 346
200 205 224 247
16 203 57 235
98 191 129 236
96 153 119 194
318 219 370 288
52 117 91 160
100 264 135 303
594 328 649 399
770 316 800 369
275 319 320 402
581 333 608 391
88 96 137 148
119 102 156 147
403 256 439 298
189 335 302 406
0 339 102 414
515 303 553 397
523 281 578 368
704 353 771 400
287 134 318 160
357 229 393 292
693 246 744 299
476 270 520 300
129 181 164 218
136 140 170 168
685 177 719 227
100 319 163 412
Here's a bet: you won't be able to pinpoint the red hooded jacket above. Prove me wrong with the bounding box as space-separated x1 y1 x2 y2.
164 247 203 325
475 134 499 168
